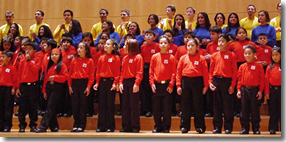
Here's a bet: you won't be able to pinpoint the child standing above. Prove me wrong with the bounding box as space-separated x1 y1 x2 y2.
237 45 264 134
0 51 17 132
177 39 208 133
174 32 195 61
68 42 94 132
149 35 176 133
209 34 237 134
265 46 281 134
93 39 120 132
119 39 143 132
256 33 272 70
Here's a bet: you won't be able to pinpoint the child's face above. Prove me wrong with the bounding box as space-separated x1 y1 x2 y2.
128 23 137 35
39 27 44 36
210 31 219 42
244 48 256 63
82 37 92 45
186 8 195 18
39 40 47 51
51 51 60 63
166 7 174 16
104 40 114 54
62 40 71 50
257 36 268 46
21 40 27 51
14 37 21 46
184 34 193 45
25 45 36 56
236 29 247 41
98 39 106 50
187 40 198 55
144 33 155 43
159 38 170 52
218 37 228 51
43 43 50 52
216 14 224 26
0 54 11 64
175 16 183 26
101 33 109 39
148 16 156 25
163 32 173 41
77 43 87 57
3 42 11 51
272 50 281 64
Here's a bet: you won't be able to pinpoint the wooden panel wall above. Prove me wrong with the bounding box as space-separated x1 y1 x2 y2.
0 0 280 36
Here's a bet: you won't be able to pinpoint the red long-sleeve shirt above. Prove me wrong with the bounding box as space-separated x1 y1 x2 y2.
167 43 178 56
198 48 207 56
149 53 176 88
176 53 209 88
41 53 50 74
119 54 143 86
237 62 265 92
62 48 76 69
96 54 120 86
17 55 42 88
264 64 281 94
228 40 258 63
13 53 25 70
209 51 237 88
141 42 160 63
68 57 95 88
175 45 187 61
119 48 128 60
0 64 17 89
42 63 69 93
256 45 272 65
206 42 220 55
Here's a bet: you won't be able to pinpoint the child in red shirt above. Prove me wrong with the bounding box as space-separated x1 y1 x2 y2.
68 42 95 132
265 46 281 134
0 36 16 64
149 35 176 133
256 33 272 70
177 38 208 134
0 51 17 132
174 32 195 61
93 39 120 132
237 45 265 135
119 39 143 133
205 26 222 62
162 30 178 56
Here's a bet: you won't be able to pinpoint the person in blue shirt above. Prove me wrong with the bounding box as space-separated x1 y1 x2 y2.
222 13 240 36
33 25 53 52
172 14 189 46
147 14 164 43
120 22 144 49
192 12 211 49
95 20 120 46
252 10 276 48
69 19 82 49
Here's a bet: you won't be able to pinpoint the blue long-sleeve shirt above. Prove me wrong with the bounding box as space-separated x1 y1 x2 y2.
193 27 211 41
150 27 164 43
172 29 189 46
251 24 276 48
94 32 120 46
222 27 237 36
72 32 83 49
120 34 144 49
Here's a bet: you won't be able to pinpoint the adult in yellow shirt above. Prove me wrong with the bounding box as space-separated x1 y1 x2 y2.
239 5 259 40
0 11 23 42
185 7 197 32
29 10 50 41
270 2 281 47
158 5 176 31
116 9 132 40
53 9 73 45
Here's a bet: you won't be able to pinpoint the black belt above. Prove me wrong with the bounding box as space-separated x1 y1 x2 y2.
155 80 170 84
270 85 281 90
243 85 258 89
101 77 114 81
21 82 37 86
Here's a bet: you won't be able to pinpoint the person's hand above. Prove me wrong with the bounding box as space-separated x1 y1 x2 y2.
31 32 37 39
119 84 124 94
237 91 241 99
187 23 192 31
93 84 98 91
166 87 173 94
48 76 54 81
60 23 65 30
228 86 234 94
177 87 182 95
202 87 208 94
151 84 156 93
159 17 164 26
265 94 270 100
84 87 90 96
276 27 281 33
256 91 262 100
11 89 15 95
16 89 21 98
110 84 116 91
175 23 181 31
69 86 73 95
209 84 216 91
43 93 47 100
133 85 139 93
25 53 31 60
204 54 212 60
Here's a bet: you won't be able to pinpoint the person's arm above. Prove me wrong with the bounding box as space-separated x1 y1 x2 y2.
72 32 83 48
135 55 144 86
230 53 238 88
87 59 95 88
267 26 277 47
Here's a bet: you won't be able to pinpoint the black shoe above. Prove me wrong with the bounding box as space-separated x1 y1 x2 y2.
30 127 37 132
196 128 205 133
35 129 46 133
212 128 222 134
178 111 182 117
205 113 212 117
86 113 93 117
132 129 140 133
51 127 59 132
40 111 46 116
152 128 162 133
19 128 25 132
3 128 11 132
181 128 188 133
120 128 132 132
63 113 71 117
270 130 276 134
225 130 231 134
163 129 170 133
140 111 146 116
37 110 42 115
239 129 249 134
116 111 122 116
253 130 261 134
145 112 152 117
106 129 114 132
15 111 19 116
76 128 84 132
57 113 63 117
71 127 77 132
14 102 19 106
96 128 105 132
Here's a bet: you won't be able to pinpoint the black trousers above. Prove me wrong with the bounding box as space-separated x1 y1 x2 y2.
234 62 244 115
0 86 14 129
122 78 140 130
180 76 206 131
71 79 88 129
97 78 116 130
57 82 72 115
18 83 38 129
152 82 172 130
268 85 281 131
212 77 234 131
87 81 96 115
140 63 153 113
39 82 64 130
240 86 261 131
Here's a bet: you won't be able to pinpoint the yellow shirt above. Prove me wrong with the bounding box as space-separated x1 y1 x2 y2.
53 23 70 45
91 22 116 41
158 18 174 31
28 22 50 41
220 24 228 29
116 21 132 40
270 16 281 41
0 23 24 41
185 20 197 31
239 16 259 40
